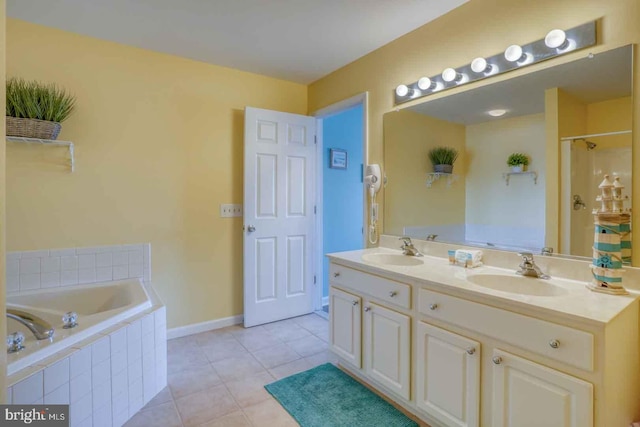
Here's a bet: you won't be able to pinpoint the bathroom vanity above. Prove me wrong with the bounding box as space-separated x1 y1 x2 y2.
328 246 640 427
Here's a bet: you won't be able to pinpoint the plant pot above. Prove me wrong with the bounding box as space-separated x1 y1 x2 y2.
510 165 525 173
434 164 453 174
6 117 62 140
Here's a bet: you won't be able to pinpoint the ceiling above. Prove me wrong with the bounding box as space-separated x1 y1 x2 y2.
7 0 468 84
409 45 632 125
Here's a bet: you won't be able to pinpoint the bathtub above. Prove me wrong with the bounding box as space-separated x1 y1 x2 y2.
6 278 152 376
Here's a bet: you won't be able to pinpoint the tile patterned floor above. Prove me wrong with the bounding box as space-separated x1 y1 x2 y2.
124 313 336 427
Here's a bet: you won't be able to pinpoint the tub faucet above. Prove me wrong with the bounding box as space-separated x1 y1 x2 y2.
6 308 55 340
399 237 423 257
516 252 549 279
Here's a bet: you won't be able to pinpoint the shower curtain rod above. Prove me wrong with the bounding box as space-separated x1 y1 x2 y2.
560 129 632 141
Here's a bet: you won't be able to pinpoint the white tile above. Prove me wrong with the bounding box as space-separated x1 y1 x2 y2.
128 379 143 416
143 370 156 405
45 382 70 404
111 350 128 376
128 358 142 385
112 369 128 398
113 252 128 266
142 334 154 355
44 358 70 395
7 259 20 276
141 314 154 336
7 252 21 261
70 347 92 378
123 244 143 252
78 269 97 284
70 371 91 403
113 409 128 427
113 265 128 280
143 267 151 282
21 250 49 259
7 386 12 404
41 257 61 273
96 253 113 268
71 393 92 425
61 255 79 271
92 336 110 365
7 275 20 293
20 273 41 290
74 415 92 427
128 251 143 265
92 380 111 411
110 328 127 355
127 321 142 361
154 307 167 327
13 371 43 404
78 254 96 269
76 247 99 255
50 248 77 257
92 359 111 387
93 403 112 427
128 264 143 278
41 271 61 288
95 246 116 253
143 244 151 266
61 270 79 286
20 258 40 274
96 267 112 282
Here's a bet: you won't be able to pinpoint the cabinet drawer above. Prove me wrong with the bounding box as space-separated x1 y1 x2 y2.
419 288 594 371
330 263 411 309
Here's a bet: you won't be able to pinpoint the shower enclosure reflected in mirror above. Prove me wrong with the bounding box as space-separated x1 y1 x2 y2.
383 45 632 261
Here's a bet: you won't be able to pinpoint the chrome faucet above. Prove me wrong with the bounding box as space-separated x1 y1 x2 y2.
6 308 55 340
516 252 549 279
426 234 438 241
399 237 423 257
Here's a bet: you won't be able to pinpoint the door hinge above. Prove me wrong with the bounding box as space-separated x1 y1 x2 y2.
314 205 317 214
314 135 317 145
314 275 317 284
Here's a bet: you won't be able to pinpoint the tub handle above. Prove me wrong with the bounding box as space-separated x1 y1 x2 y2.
63 312 79 329
7 332 25 353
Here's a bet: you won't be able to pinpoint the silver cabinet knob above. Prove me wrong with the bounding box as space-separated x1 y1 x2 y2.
333 272 340 278
364 307 371 312
429 303 438 310
492 356 502 365
466 347 476 355
389 291 397 297
549 339 560 349
247 225 256 232
352 300 359 306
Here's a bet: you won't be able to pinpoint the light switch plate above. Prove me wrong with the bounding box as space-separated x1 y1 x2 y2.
220 204 243 217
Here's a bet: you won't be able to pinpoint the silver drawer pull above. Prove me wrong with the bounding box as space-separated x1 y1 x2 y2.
364 307 371 312
549 339 560 349
429 303 438 310
333 272 341 278
492 356 502 365
466 347 476 355
352 300 359 306
389 291 397 297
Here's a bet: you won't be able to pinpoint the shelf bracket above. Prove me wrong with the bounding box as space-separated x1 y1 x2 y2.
6 136 75 172
426 173 459 188
503 171 537 186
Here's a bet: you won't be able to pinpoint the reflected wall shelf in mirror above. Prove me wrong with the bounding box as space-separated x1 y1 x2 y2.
503 171 537 186
426 173 459 188
6 136 75 172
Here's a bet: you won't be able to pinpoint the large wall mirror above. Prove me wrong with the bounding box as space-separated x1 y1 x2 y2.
383 45 632 260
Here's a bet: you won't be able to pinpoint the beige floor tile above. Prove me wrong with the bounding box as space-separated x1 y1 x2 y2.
268 358 312 380
124 401 182 427
175 384 239 427
252 344 301 369
293 314 328 335
201 340 249 363
169 364 222 399
142 386 173 409
304 350 338 368
198 410 251 427
194 329 239 347
314 329 329 343
262 322 311 342
212 353 267 382
235 329 283 353
168 346 210 374
225 371 275 408
243 399 298 427
262 318 300 330
286 335 327 358
168 335 199 353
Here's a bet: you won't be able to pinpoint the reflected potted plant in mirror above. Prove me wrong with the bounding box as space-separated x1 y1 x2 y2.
507 153 529 172
6 78 76 140
428 146 459 174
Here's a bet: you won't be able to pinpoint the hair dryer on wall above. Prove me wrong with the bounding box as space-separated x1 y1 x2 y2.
365 164 381 244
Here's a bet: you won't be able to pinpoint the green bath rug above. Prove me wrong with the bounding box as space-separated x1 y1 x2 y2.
264 363 418 427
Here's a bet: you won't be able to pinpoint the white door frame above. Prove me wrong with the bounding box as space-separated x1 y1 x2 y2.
312 92 369 311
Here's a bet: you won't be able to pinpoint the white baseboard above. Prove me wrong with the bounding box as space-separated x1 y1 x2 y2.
322 296 329 306
167 314 244 340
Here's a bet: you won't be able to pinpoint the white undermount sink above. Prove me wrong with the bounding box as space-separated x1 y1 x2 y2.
466 273 570 297
362 253 424 266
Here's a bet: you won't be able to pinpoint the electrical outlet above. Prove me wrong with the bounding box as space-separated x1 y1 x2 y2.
220 204 243 218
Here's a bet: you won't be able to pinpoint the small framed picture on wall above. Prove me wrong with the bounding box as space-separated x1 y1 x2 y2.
330 149 347 169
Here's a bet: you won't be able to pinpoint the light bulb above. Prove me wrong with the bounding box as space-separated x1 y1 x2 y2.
487 109 507 117
471 57 492 73
545 29 568 49
417 77 435 91
395 84 409 97
505 44 526 62
442 68 461 83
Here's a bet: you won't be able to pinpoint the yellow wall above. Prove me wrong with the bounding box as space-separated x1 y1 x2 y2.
6 19 307 328
0 0 6 403
309 0 640 264
383 110 465 235
587 96 633 148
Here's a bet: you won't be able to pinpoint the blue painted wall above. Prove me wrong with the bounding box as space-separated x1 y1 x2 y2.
323 104 364 299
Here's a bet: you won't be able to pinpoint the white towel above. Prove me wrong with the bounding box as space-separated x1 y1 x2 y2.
454 249 483 268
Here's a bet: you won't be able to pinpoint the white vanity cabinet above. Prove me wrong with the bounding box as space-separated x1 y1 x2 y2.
329 286 361 368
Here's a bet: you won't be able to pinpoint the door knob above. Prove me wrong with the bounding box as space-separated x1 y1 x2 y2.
364 307 371 312
549 339 560 349
429 303 438 310
333 272 341 278
352 300 359 306
389 291 397 297
466 347 476 355
492 356 502 365
247 225 256 232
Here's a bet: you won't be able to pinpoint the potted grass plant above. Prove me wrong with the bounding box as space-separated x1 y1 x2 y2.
507 153 529 172
428 146 459 174
6 78 76 140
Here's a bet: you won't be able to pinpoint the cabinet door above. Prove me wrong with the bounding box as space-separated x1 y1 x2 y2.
329 287 362 368
416 322 480 427
492 349 593 427
364 302 411 400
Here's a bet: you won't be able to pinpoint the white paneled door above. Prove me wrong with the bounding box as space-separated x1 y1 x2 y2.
243 107 316 327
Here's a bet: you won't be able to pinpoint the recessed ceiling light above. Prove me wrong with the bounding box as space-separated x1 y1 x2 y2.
488 109 507 117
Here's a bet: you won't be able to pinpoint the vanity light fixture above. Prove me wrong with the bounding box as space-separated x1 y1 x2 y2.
487 109 507 117
393 21 596 105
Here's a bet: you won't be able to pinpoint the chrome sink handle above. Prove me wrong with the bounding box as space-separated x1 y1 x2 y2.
516 252 550 279
399 237 423 257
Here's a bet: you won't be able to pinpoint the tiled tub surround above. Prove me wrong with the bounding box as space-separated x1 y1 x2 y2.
6 243 151 294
